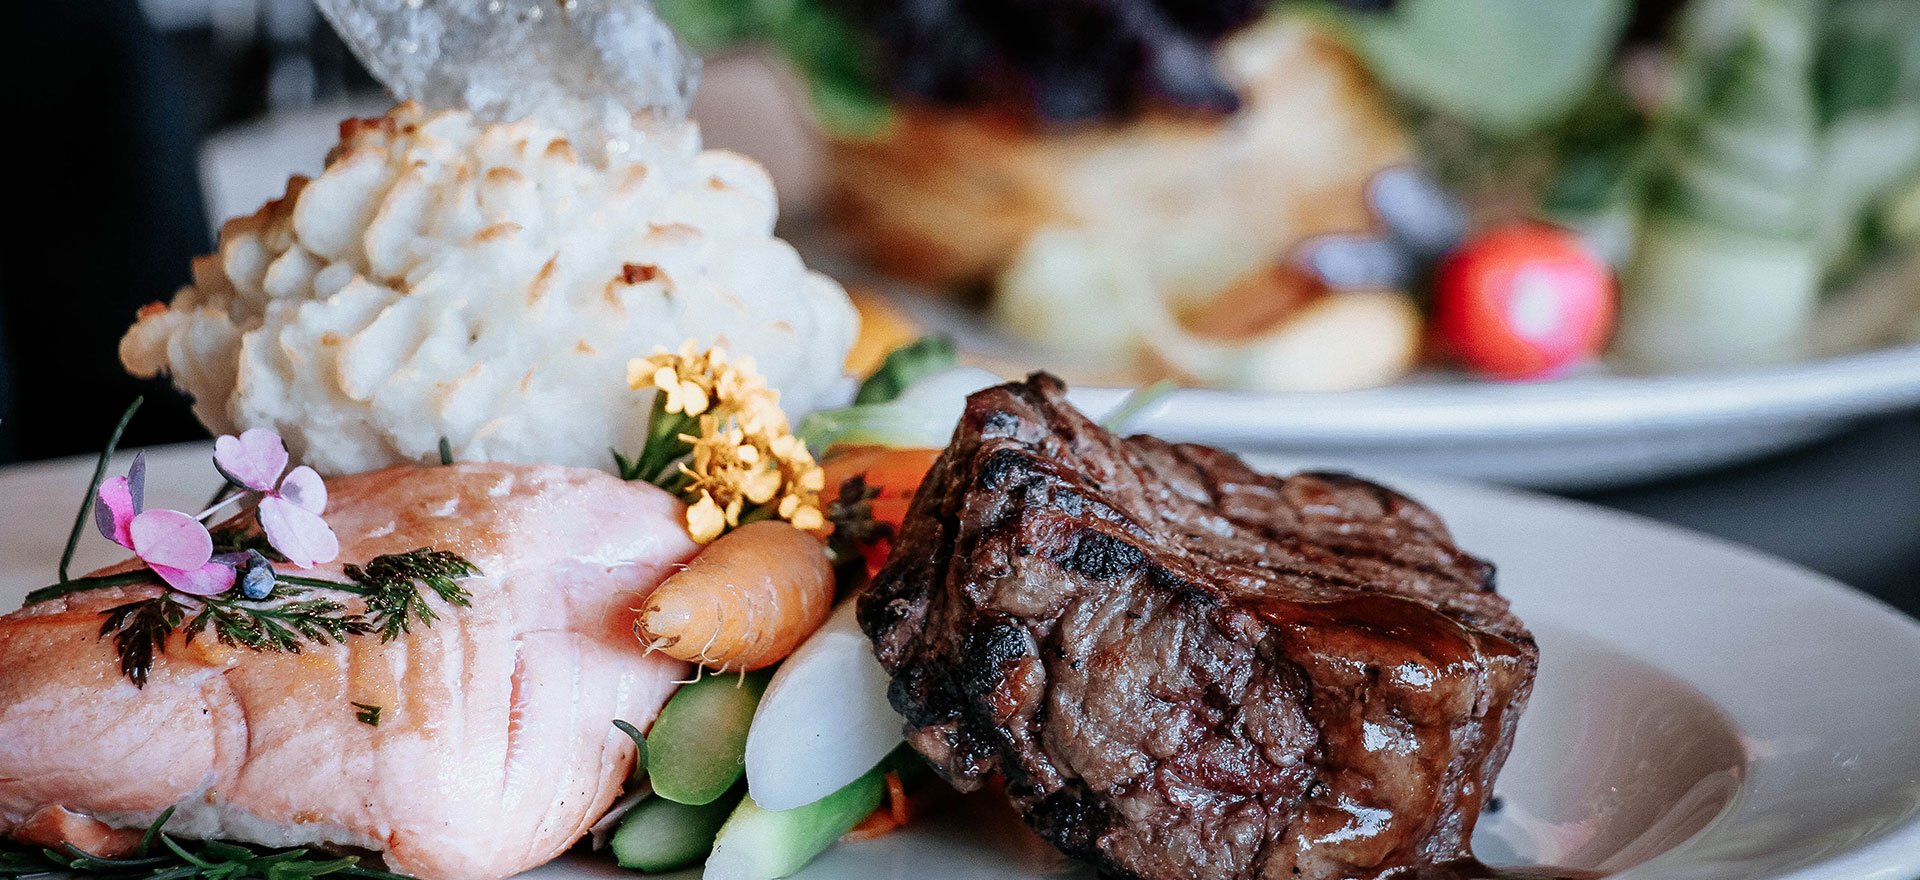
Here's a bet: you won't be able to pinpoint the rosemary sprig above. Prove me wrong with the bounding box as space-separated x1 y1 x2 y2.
344 549 478 642
60 398 143 583
0 806 412 879
351 703 382 726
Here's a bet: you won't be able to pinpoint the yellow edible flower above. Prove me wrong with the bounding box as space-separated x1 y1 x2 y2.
633 340 829 542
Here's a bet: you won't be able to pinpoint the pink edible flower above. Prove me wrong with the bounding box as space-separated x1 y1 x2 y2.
95 454 235 596
213 429 339 569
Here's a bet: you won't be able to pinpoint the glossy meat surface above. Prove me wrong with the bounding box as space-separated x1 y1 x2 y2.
861 375 1536 880
0 463 696 880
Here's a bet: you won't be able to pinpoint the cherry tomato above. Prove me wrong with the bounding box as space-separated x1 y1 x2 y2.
1434 224 1616 380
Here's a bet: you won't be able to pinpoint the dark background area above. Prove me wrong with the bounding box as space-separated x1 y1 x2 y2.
0 0 1914 622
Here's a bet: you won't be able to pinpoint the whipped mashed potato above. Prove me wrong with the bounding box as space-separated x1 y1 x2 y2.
124 102 856 475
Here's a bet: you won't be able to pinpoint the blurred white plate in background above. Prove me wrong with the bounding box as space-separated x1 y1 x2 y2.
1075 346 1920 490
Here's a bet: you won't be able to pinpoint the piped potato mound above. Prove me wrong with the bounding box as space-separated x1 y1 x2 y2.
123 101 856 476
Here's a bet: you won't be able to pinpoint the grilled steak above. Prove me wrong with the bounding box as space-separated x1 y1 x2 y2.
859 375 1536 880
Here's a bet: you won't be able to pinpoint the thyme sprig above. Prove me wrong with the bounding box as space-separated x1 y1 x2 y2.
0 807 411 879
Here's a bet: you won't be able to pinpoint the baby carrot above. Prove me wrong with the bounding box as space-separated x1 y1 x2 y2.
637 520 834 673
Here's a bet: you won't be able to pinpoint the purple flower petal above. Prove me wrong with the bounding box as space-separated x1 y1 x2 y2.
277 466 328 515
128 509 215 571
258 495 340 569
96 476 137 548
213 429 289 492
152 560 237 596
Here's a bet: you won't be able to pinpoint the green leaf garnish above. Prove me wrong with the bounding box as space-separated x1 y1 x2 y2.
853 336 957 406
98 593 187 689
352 702 383 727
0 804 416 879
344 549 478 642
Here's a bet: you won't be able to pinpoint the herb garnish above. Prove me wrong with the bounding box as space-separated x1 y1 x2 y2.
20 405 482 688
0 807 410 879
80 551 476 688
437 437 454 466
342 549 476 641
612 719 649 776
98 594 188 689
825 474 891 576
352 703 383 726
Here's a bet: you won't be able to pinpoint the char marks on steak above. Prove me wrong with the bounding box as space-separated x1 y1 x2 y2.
859 374 1537 880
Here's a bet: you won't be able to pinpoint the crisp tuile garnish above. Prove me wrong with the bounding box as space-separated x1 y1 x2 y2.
0 804 413 879
353 702 383 726
620 340 827 543
343 549 479 642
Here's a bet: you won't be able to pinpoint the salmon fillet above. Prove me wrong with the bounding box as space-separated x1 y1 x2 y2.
0 463 697 880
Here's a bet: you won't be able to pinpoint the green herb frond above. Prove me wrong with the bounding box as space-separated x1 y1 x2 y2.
98 594 188 689
0 805 414 879
351 702 382 727
343 549 478 642
182 589 370 654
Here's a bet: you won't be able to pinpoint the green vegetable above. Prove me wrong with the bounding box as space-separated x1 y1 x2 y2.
647 669 772 805
797 366 1000 452
610 788 744 872
1337 0 1631 135
852 336 957 406
702 765 886 880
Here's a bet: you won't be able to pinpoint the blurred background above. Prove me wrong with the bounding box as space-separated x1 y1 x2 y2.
2 0 1917 616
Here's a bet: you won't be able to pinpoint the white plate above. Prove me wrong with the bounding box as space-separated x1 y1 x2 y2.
5 447 1919 880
